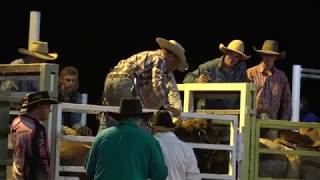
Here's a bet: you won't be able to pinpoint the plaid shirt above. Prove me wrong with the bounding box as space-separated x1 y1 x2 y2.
109 49 174 108
247 63 292 120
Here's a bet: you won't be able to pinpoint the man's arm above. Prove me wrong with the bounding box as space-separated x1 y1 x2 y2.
184 60 216 83
11 132 28 180
246 69 253 83
238 62 248 82
280 75 292 120
166 73 182 116
183 69 201 83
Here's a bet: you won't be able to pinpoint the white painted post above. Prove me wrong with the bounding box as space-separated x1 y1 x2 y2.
28 11 41 49
292 65 302 122
80 93 88 126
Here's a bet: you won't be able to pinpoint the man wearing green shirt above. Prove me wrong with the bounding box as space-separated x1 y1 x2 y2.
183 39 250 110
85 98 168 180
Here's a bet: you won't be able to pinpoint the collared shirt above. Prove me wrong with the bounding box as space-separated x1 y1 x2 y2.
183 56 247 109
247 62 292 120
85 120 168 180
183 56 247 83
108 50 171 108
154 132 201 180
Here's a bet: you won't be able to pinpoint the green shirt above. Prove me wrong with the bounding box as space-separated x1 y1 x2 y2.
85 120 168 180
183 56 247 109
183 56 247 83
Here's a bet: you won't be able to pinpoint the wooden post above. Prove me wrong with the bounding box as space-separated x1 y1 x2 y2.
28 11 41 49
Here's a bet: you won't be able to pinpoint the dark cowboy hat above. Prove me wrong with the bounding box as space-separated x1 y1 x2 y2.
21 91 58 108
108 98 153 120
151 106 176 132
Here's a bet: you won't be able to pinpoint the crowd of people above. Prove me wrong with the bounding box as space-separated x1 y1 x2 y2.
4 36 319 180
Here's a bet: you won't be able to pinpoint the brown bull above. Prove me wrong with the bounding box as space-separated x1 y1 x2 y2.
59 126 92 180
174 118 229 174
281 128 320 179
259 128 320 179
259 137 301 178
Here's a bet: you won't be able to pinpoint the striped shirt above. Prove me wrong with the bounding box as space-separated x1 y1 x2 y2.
247 63 292 120
109 49 172 108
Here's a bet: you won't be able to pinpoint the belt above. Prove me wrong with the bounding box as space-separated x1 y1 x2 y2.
107 73 131 79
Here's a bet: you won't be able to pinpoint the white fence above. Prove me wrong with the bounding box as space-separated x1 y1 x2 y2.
55 102 239 180
292 65 320 122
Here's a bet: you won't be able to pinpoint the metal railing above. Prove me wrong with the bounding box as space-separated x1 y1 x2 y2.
55 102 239 180
292 64 320 122
251 119 320 180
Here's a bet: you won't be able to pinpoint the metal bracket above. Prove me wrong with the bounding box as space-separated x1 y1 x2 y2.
246 106 256 116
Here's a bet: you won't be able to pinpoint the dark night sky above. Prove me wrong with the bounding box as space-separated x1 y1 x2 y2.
1 1 319 112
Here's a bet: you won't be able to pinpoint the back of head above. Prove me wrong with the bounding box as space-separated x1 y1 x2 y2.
109 98 153 122
152 106 175 132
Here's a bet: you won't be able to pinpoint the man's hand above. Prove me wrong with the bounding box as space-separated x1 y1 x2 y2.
198 74 209 83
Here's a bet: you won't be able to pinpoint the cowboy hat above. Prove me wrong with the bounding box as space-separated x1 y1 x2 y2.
219 39 250 60
108 98 153 120
21 91 58 108
156 37 188 72
18 41 58 60
254 40 286 59
151 106 176 132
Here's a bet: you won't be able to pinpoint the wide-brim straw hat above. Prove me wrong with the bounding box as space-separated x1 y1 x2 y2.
254 40 286 60
156 37 188 72
219 39 250 60
18 41 58 60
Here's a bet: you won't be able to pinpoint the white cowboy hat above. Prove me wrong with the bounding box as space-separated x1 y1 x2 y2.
18 41 58 60
219 39 250 60
156 37 188 72
254 40 286 60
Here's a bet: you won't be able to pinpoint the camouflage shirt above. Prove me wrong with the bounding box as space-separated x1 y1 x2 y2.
107 49 181 110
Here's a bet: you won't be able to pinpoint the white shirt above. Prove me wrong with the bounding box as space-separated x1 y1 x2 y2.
154 132 201 180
